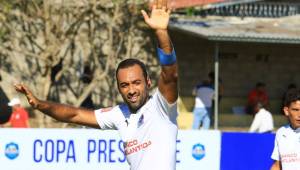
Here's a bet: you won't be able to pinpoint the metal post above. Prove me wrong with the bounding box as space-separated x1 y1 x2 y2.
214 43 219 130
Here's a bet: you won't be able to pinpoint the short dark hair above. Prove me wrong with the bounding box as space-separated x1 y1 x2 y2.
116 58 148 81
284 88 300 107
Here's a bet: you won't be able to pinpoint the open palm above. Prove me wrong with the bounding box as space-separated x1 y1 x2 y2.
142 6 171 30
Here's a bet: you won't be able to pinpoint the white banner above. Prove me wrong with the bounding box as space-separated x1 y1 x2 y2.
177 130 221 170
0 129 220 170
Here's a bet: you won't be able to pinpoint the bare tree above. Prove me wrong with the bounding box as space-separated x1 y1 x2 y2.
0 0 159 127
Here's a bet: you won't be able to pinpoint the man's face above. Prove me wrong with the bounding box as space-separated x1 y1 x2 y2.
117 64 151 112
284 100 300 129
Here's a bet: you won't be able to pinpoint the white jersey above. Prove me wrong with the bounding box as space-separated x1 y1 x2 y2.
95 89 178 170
249 108 274 133
271 125 300 170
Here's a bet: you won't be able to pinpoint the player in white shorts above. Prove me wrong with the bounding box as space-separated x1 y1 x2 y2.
270 89 300 170
14 0 178 170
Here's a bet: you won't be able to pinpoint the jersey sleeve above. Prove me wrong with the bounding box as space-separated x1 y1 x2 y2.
153 89 178 124
94 107 118 130
271 133 280 161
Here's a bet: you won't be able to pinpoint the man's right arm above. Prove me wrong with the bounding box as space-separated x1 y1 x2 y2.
14 84 99 128
36 100 99 128
270 161 281 170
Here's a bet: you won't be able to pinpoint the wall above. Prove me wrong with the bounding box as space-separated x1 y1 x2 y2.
170 29 300 113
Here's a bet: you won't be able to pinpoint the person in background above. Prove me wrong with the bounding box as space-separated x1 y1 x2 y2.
192 79 214 129
0 97 30 128
246 82 269 115
249 102 274 133
270 88 300 170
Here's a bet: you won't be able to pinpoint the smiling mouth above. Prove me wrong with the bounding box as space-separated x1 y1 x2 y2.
128 96 138 103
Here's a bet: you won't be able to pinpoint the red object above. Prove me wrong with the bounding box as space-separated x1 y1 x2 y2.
247 89 269 107
170 0 225 9
9 107 29 128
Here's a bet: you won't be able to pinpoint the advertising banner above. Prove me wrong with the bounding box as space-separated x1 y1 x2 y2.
0 129 221 170
177 130 221 170
220 132 275 170
0 129 129 170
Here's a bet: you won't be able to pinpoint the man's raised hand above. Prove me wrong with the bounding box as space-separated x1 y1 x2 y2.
141 0 171 31
14 84 39 109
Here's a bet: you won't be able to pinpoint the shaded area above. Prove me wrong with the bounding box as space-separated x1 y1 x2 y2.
0 87 11 123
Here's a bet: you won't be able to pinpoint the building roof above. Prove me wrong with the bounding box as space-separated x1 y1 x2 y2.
169 0 262 9
170 15 300 44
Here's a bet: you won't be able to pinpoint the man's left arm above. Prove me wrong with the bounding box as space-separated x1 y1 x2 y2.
156 29 178 103
142 1 178 104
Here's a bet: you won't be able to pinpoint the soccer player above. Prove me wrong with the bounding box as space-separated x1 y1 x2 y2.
270 88 300 170
14 0 178 170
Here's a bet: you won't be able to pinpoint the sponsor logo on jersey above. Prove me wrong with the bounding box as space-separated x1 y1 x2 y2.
5 142 19 160
124 139 151 155
281 153 300 163
192 143 205 160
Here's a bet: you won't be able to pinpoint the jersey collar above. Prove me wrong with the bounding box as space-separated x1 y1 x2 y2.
294 127 300 133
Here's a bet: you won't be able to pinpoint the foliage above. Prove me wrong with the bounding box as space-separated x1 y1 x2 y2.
0 0 159 127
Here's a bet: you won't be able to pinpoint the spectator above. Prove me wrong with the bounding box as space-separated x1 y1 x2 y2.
249 102 274 133
192 80 215 129
1 97 30 128
246 82 269 115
